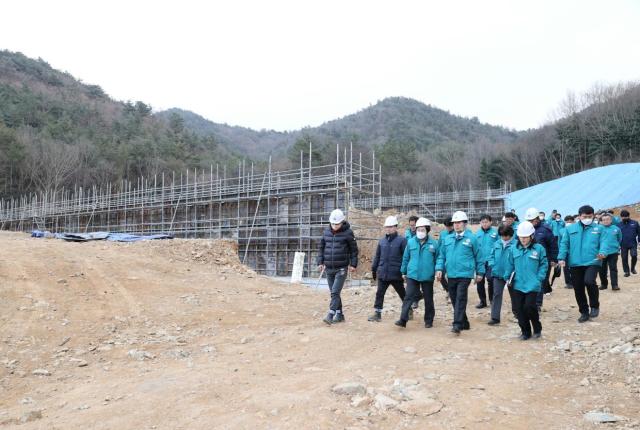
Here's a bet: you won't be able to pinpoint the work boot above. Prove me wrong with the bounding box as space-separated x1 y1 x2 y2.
487 319 500 326
367 311 381 322
424 322 433 328
589 308 599 318
612 285 620 291
394 319 406 328
333 313 345 323
624 272 630 277
411 301 419 310
475 302 487 309
451 326 461 335
632 269 638 275
565 284 573 289
519 333 531 341
323 313 334 325
578 313 589 323
533 332 542 339
462 320 471 330
599 284 607 290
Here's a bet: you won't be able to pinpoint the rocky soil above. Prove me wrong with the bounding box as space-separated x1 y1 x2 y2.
0 231 638 429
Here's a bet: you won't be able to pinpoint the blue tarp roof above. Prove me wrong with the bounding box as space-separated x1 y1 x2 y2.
506 163 640 219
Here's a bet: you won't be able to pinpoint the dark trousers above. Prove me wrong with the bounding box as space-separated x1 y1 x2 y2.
476 263 493 305
507 282 516 315
536 264 553 308
599 253 619 288
542 263 553 293
440 270 449 292
571 265 600 315
373 279 406 311
512 289 541 336
621 246 638 274
490 278 506 321
448 278 470 330
563 266 573 286
326 267 347 313
401 279 434 324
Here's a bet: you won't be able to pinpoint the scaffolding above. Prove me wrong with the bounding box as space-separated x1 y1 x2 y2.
1 142 511 276
352 184 510 223
0 144 380 277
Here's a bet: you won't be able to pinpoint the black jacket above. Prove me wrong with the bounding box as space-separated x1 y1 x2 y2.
534 222 558 262
317 222 358 269
619 219 640 248
371 232 406 280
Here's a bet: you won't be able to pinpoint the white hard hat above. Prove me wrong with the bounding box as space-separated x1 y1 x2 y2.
416 217 431 227
383 215 398 227
451 211 468 222
517 221 536 237
329 209 346 224
524 207 539 221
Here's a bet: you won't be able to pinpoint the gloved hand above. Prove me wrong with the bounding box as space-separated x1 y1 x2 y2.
372 272 377 281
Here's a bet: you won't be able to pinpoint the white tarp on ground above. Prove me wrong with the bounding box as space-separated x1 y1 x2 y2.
507 163 640 219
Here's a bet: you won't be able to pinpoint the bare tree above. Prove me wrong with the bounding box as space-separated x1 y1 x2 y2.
22 135 80 196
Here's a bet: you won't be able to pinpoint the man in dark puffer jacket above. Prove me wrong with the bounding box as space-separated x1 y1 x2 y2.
317 209 359 325
368 215 407 322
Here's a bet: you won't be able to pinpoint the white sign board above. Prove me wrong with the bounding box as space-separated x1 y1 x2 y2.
291 252 305 283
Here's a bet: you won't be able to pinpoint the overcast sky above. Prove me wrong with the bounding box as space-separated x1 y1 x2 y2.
2 0 639 131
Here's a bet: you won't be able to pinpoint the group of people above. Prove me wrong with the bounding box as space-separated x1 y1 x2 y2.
316 206 640 340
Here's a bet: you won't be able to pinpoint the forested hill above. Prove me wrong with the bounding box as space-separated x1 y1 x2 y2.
3 48 519 198
1 49 639 198
159 97 520 162
0 50 239 198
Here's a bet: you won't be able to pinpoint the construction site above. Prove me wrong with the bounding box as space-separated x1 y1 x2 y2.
0 145 509 278
2 153 640 428
1 226 639 429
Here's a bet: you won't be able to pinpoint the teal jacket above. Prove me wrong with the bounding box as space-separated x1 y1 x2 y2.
505 242 549 293
401 235 439 281
549 219 565 237
405 228 416 240
488 238 515 280
437 229 451 251
612 215 622 226
435 229 484 278
475 227 499 263
600 224 622 256
558 222 606 267
558 223 568 239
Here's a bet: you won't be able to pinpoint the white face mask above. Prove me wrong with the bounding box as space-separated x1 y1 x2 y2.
581 218 593 226
501 239 511 246
538 215 545 220
416 231 427 240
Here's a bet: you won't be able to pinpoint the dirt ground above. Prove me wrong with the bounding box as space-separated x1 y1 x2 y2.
1 231 639 429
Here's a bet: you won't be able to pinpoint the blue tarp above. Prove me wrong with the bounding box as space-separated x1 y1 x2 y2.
57 232 111 242
106 233 173 242
506 163 640 219
31 231 173 242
